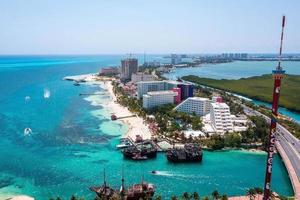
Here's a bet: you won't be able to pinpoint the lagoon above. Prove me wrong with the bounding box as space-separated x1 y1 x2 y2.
164 61 300 123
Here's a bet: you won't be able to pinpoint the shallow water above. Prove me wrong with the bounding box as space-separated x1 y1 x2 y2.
0 56 294 199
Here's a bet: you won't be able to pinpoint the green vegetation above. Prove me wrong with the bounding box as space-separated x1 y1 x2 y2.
147 103 203 138
245 101 300 139
112 82 203 140
50 188 293 200
112 81 146 118
182 74 300 112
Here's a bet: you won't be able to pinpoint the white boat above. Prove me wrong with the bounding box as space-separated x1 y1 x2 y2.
44 89 51 99
24 128 32 136
116 138 132 149
116 142 132 149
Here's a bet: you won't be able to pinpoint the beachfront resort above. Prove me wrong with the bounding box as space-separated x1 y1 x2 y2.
2 1 300 199
60 53 299 199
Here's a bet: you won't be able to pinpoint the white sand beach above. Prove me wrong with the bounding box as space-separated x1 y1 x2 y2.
64 74 152 140
104 81 152 140
0 194 34 200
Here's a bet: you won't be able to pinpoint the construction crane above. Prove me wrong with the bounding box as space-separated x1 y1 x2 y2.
263 15 286 200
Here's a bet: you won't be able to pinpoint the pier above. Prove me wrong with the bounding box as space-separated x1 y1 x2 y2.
111 114 136 121
79 93 103 96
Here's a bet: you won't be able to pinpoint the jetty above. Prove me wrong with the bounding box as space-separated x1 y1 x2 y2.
111 114 136 121
79 93 103 96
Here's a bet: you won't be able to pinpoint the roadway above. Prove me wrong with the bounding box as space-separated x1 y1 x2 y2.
242 105 300 199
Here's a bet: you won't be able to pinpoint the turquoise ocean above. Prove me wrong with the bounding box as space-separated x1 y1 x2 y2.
0 56 296 199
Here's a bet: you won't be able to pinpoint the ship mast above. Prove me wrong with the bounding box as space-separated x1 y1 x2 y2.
120 165 125 200
103 168 107 188
263 15 286 200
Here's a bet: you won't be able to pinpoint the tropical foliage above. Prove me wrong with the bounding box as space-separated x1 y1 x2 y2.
182 74 300 112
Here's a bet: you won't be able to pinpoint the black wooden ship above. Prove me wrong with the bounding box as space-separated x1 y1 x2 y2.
126 181 155 200
123 141 157 160
166 143 203 162
89 170 116 199
90 170 155 200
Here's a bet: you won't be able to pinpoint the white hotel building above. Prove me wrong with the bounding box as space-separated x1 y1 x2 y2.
131 72 157 83
142 91 177 109
137 81 166 98
174 97 211 116
210 102 233 133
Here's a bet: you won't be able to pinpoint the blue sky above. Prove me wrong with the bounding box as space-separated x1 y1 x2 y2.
0 0 299 54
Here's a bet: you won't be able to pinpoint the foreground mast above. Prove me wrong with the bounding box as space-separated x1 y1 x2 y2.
263 15 286 200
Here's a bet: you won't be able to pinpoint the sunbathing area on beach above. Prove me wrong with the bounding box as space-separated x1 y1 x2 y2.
64 74 152 140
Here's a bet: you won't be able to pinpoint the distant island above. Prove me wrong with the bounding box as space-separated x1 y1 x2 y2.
182 74 300 113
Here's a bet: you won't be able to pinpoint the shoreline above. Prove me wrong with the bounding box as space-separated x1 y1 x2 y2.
63 74 152 140
103 81 152 140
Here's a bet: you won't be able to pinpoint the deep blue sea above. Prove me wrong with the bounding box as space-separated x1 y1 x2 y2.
0 56 294 199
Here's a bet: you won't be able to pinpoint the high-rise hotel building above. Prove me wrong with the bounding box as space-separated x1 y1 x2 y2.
174 97 211 116
210 102 233 133
137 80 193 100
143 91 177 109
121 58 138 80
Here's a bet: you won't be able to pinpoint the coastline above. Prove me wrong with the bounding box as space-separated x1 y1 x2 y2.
64 74 152 140
0 193 34 200
104 81 152 140
0 57 295 199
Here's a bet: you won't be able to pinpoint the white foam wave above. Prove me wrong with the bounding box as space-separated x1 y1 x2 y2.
24 128 32 136
25 96 31 102
44 89 50 99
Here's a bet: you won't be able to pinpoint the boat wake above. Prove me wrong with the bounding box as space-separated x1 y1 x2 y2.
151 171 204 180
151 171 188 178
24 96 31 102
44 89 51 99
24 128 32 136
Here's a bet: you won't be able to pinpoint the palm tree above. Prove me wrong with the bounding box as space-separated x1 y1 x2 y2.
155 195 162 200
171 196 178 200
212 190 219 200
193 192 200 200
254 187 263 195
202 196 209 200
70 195 77 200
183 192 190 200
246 188 256 200
221 194 228 200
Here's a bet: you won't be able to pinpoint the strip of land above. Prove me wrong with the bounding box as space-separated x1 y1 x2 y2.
182 74 300 113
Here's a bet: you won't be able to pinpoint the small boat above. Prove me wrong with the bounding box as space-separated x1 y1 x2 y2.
151 170 157 174
43 89 51 99
24 128 32 136
117 142 132 149
116 139 132 149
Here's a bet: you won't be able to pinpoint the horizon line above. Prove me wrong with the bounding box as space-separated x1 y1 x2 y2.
0 52 300 56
